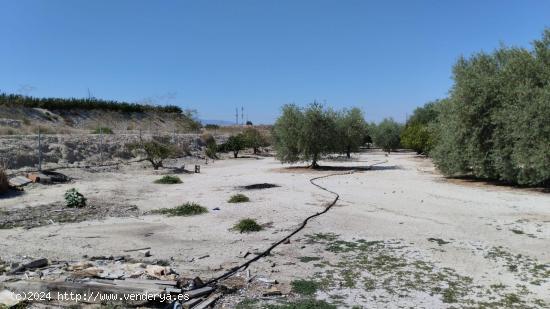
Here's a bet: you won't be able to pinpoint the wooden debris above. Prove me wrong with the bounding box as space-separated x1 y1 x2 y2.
181 297 203 308
185 286 214 299
8 176 31 187
193 292 221 309
262 286 282 296
9 258 48 274
123 247 151 253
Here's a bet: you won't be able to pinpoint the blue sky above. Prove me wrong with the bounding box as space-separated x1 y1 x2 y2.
1 1 549 124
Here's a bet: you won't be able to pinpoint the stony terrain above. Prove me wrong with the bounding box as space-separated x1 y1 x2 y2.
0 151 548 308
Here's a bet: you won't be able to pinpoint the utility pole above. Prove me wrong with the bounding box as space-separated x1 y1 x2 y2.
241 106 244 126
235 108 239 125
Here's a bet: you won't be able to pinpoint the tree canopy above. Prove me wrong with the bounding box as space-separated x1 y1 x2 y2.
427 29 550 186
372 118 403 153
274 103 367 167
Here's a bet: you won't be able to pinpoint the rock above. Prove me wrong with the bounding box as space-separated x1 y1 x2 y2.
262 286 282 296
256 277 277 284
145 265 173 279
0 290 19 307
141 250 152 257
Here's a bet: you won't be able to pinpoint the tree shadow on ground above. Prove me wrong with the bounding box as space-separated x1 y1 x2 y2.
0 189 25 199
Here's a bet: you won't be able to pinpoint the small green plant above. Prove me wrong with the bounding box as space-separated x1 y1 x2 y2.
91 127 114 134
64 188 86 208
291 279 319 296
228 193 250 203
151 202 207 216
154 175 182 184
233 218 263 233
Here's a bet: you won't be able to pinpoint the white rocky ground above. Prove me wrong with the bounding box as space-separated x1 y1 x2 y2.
1 151 548 308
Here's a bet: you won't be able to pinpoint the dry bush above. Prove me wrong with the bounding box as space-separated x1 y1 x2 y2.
0 161 9 194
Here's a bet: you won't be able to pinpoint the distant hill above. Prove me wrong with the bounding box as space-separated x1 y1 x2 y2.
0 93 201 134
200 119 236 126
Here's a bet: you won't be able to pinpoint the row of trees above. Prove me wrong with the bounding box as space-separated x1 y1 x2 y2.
205 127 270 159
401 29 550 186
0 93 184 114
273 103 370 167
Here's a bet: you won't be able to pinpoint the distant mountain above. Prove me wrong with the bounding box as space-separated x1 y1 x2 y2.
200 119 236 126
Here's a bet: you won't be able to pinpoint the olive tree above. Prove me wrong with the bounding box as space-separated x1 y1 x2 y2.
242 127 268 154
127 136 178 170
336 108 367 158
224 134 246 158
273 103 337 168
373 118 403 153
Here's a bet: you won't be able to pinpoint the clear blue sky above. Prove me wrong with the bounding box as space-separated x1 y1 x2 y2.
1 1 549 124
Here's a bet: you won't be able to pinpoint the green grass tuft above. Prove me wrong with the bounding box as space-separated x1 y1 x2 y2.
154 175 182 184
233 218 263 233
151 202 207 216
291 279 319 296
228 193 250 203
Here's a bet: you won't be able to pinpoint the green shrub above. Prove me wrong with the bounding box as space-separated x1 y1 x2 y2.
290 279 319 296
64 188 86 208
91 127 113 134
151 202 207 216
233 218 263 233
154 175 182 184
228 193 250 203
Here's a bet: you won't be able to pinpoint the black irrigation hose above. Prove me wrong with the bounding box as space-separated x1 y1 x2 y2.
203 159 389 287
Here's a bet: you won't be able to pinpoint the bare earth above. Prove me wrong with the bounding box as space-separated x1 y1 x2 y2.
1 151 549 308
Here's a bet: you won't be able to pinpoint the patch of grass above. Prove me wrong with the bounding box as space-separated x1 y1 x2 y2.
151 202 207 217
299 256 321 263
235 299 259 309
291 279 319 296
233 218 263 233
228 193 250 203
266 299 336 309
91 127 114 134
154 175 182 184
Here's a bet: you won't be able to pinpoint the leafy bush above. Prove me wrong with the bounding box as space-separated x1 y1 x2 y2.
64 188 86 208
151 202 208 216
228 193 250 203
91 127 114 134
154 175 182 184
430 30 550 186
233 218 263 233
202 133 218 159
0 162 9 194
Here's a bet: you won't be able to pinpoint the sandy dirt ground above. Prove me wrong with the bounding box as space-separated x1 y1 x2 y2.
1 151 548 308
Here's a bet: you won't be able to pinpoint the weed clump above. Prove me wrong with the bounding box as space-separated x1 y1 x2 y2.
291 279 319 296
151 202 207 217
233 218 262 233
154 175 182 184
64 188 86 208
228 193 250 203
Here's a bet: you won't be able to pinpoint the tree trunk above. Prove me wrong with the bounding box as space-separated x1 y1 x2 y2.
310 154 319 168
346 146 351 159
233 151 238 158
253 147 259 154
